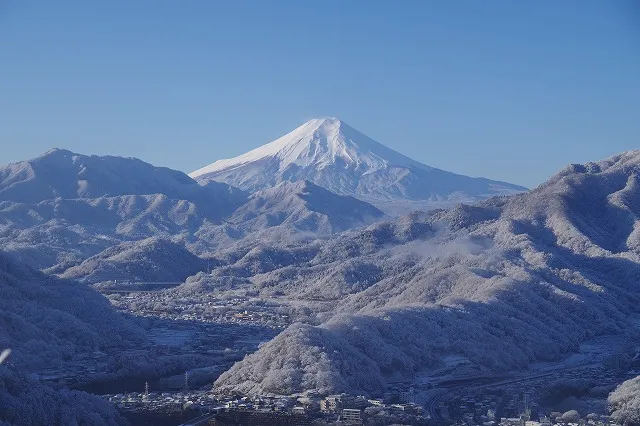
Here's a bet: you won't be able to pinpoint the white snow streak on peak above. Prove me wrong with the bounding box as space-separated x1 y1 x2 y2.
190 117 430 178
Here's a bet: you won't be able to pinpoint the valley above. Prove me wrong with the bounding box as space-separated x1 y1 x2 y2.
1 124 640 425
49 284 640 426
4 1 639 424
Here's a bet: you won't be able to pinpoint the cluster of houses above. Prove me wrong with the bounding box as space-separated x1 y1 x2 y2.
104 389 429 425
107 389 218 414
109 292 290 328
317 393 426 424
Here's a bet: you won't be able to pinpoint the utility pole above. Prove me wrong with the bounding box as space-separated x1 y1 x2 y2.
184 371 189 392
144 381 149 399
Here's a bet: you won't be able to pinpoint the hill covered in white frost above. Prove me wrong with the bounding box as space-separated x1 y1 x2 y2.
0 251 146 369
58 237 207 284
0 367 128 425
608 375 640 425
190 117 527 214
0 149 247 270
227 180 385 234
0 149 386 280
0 251 143 424
0 148 235 203
209 151 640 396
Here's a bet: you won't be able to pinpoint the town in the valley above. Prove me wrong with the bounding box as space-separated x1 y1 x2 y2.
33 282 640 426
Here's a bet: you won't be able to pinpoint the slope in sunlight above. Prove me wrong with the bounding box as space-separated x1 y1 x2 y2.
211 150 640 396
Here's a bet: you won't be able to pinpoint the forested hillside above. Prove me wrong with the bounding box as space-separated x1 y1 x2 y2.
213 151 640 395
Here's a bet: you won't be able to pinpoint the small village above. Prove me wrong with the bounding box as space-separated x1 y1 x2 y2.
98 359 640 426
106 388 429 425
97 288 640 426
107 291 292 329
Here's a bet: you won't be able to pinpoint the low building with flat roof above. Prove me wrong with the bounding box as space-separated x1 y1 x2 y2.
341 408 362 424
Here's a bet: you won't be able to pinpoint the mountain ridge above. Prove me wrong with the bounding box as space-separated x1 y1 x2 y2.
196 149 640 396
190 118 527 214
191 118 430 175
227 180 385 233
1 148 203 202
0 149 385 274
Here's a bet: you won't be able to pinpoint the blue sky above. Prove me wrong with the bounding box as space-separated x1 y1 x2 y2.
0 1 638 188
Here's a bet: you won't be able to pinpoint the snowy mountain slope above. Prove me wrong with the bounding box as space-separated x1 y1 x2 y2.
2 148 179 201
188 181 384 257
0 252 144 424
0 251 146 370
0 149 249 270
0 191 240 271
0 150 386 277
190 117 527 214
0 148 245 208
202 150 640 395
0 367 128 425
0 148 249 217
227 180 384 234
58 237 207 284
0 194 212 269
192 117 428 176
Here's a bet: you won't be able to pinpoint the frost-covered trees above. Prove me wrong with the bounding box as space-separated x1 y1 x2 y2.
0 252 146 369
559 410 581 423
61 237 207 284
0 367 127 425
608 375 640 426
214 323 385 396
0 252 145 423
211 151 640 395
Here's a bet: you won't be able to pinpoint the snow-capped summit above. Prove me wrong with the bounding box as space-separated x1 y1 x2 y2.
192 117 427 176
190 118 527 214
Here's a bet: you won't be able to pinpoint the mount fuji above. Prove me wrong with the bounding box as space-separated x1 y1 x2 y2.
190 117 527 214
